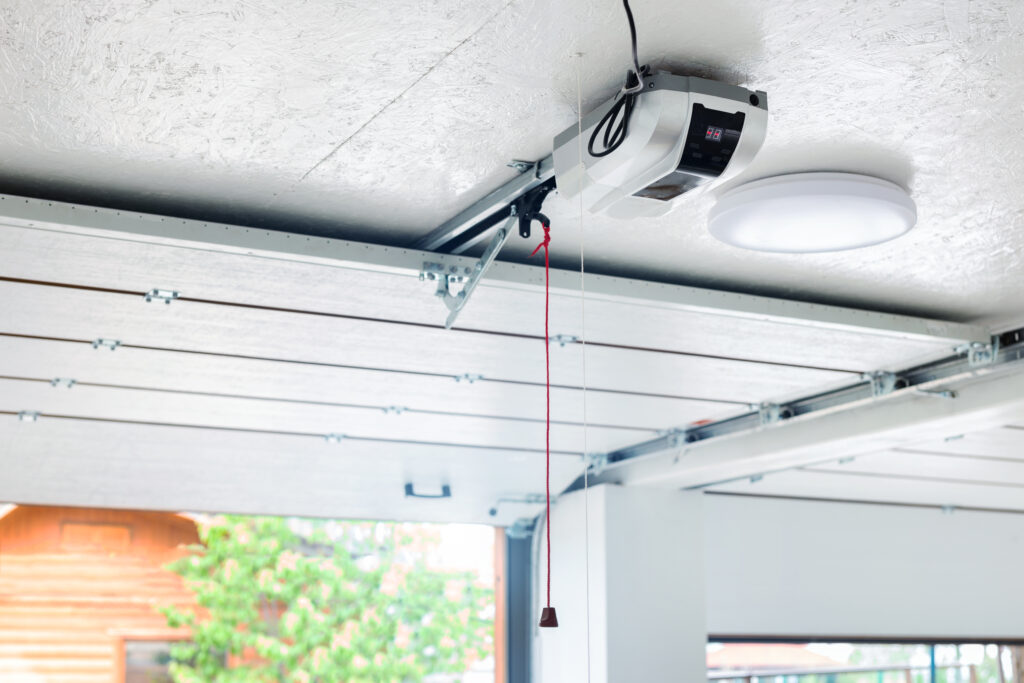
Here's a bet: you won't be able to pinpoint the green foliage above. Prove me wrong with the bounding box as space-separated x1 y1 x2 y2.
161 516 493 683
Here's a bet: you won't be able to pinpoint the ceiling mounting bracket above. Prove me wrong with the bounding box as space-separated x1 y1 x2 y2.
421 213 517 330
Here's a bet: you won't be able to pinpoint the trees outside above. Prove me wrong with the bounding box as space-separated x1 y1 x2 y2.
161 515 494 683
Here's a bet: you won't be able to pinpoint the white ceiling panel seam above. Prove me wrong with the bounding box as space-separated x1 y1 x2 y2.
0 373 656 434
0 331 752 407
0 274 868 375
0 412 586 458
0 196 992 347
800 466 1024 490
0 335 727 431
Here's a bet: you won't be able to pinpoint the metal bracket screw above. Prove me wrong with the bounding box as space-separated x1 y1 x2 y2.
507 159 534 173
50 378 76 389
549 334 579 347
92 338 121 351
323 433 345 444
18 411 39 422
454 373 483 384
144 288 180 304
420 262 471 286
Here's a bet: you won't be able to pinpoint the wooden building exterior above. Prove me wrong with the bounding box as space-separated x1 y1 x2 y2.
0 505 199 683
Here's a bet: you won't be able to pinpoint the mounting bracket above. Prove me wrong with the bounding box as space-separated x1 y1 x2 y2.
584 452 610 475
865 370 899 397
421 214 517 329
758 402 782 425
488 493 546 517
957 339 999 367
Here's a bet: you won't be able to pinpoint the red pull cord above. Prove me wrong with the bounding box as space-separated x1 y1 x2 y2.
530 224 554 614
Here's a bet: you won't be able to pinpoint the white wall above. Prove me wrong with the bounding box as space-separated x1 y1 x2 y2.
534 485 706 683
704 494 1024 640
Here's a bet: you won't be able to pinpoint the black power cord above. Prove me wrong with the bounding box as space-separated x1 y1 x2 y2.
587 0 645 158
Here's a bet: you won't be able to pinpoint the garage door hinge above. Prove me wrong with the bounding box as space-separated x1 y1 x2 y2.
92 338 121 351
955 339 999 367
323 433 345 443
50 378 76 389
382 406 408 415
549 334 578 347
144 288 180 304
18 411 39 422
454 373 483 384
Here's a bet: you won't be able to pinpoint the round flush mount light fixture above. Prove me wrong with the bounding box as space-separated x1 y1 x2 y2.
707 172 917 253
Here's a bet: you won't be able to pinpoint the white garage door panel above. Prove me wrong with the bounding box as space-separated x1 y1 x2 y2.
0 226 954 372
809 450 1024 485
0 416 581 525
708 469 1024 511
0 337 733 431
0 378 646 453
0 281 849 402
903 427 1024 460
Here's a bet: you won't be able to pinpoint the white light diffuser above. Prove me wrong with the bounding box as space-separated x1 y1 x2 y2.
708 172 917 253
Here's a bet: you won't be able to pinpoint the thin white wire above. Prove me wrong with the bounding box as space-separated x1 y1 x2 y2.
576 53 593 683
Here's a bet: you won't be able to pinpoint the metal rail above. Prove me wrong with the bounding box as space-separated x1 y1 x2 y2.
709 662 975 681
582 327 1024 479
412 156 554 253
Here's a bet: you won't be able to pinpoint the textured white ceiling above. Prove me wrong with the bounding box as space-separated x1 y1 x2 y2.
1 0 1022 324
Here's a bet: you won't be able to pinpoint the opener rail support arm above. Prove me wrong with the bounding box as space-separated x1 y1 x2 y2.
422 214 517 329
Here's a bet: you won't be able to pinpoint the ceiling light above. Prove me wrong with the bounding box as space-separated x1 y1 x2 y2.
708 172 917 253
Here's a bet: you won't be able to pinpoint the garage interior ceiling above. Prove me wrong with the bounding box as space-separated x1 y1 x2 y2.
2 1 1024 524
2 0 1024 324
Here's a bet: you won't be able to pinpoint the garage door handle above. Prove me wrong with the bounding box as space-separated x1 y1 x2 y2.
404 483 452 499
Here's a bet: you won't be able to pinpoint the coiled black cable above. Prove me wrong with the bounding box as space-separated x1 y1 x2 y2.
587 0 644 158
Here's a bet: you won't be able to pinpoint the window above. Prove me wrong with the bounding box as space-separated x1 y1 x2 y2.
124 640 174 683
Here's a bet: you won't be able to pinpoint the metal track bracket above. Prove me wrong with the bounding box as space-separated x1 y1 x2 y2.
865 371 899 397
957 339 999 367
421 214 517 329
